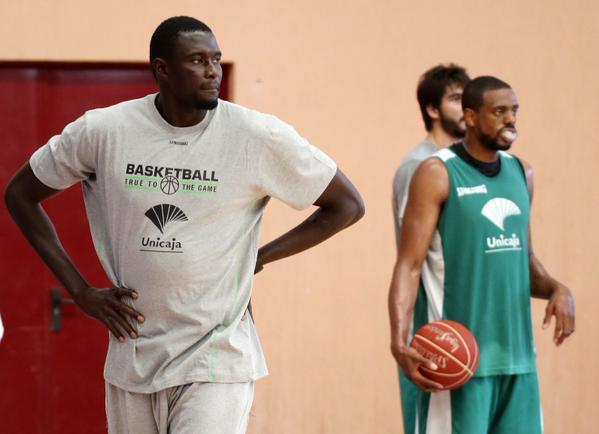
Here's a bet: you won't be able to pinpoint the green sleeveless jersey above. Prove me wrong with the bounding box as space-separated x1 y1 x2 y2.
412 147 536 376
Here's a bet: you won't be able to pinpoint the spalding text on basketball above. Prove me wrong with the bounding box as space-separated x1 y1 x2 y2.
434 331 460 353
412 340 448 369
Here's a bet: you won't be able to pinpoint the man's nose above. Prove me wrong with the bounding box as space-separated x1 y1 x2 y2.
504 111 516 125
205 61 218 78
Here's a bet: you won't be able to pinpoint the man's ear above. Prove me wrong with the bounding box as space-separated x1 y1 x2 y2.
426 104 440 121
464 108 477 128
151 58 168 83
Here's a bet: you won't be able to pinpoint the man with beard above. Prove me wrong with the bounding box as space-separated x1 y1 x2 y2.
391 64 469 433
5 16 364 434
392 64 470 247
388 76 575 433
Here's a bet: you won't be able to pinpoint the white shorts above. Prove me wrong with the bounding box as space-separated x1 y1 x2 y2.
105 381 254 434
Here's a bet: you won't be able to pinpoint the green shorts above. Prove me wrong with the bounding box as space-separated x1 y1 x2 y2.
399 370 543 434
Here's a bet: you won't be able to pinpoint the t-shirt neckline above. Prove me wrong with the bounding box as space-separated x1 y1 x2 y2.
147 93 218 135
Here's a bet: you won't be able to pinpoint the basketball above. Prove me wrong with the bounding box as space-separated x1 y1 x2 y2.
410 320 479 390
160 175 180 195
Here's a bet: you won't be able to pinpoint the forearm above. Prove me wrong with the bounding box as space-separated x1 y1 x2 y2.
529 251 575 344
6 195 90 296
388 259 421 353
530 253 561 299
257 200 362 269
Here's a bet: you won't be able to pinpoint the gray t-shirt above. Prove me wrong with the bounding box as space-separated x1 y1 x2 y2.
30 94 337 393
392 139 445 324
392 139 438 246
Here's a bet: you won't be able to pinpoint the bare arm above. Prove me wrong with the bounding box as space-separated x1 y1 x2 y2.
388 158 449 391
255 168 364 273
4 163 144 341
521 159 575 345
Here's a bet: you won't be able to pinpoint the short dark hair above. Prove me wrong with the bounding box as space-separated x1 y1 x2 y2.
149 16 212 63
417 64 470 131
462 76 512 112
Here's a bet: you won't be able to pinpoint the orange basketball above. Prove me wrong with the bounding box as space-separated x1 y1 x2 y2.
410 320 480 390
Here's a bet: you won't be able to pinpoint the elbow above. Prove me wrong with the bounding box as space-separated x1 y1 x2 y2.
4 179 19 215
322 194 364 230
4 176 33 218
353 193 366 222
346 192 365 226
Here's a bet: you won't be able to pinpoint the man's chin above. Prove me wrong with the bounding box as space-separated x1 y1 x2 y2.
193 98 219 111
483 140 511 152
441 118 466 139
479 133 509 151
453 129 466 139
494 137 513 151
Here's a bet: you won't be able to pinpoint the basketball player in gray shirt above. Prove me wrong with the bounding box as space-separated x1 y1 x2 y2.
5 16 365 434
390 64 470 434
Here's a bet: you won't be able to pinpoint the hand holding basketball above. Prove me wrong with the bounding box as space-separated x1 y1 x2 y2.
409 320 480 391
394 344 444 392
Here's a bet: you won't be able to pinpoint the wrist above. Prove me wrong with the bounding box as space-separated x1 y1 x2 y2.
256 245 276 269
391 341 412 364
391 331 410 352
553 284 570 297
71 283 93 301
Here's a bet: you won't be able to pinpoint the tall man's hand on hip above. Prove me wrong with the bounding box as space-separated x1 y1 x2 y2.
74 287 145 342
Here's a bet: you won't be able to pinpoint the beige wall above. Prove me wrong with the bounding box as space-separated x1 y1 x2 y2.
2 1 598 432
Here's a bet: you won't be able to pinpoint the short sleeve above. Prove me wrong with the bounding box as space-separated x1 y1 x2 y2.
257 118 337 210
393 160 421 221
29 112 97 190
392 160 420 247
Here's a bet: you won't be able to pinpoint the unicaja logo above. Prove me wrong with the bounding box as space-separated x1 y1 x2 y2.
487 233 521 249
481 198 521 231
482 198 523 254
144 204 188 234
140 204 188 254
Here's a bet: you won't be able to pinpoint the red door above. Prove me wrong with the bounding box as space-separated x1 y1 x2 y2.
0 63 230 433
